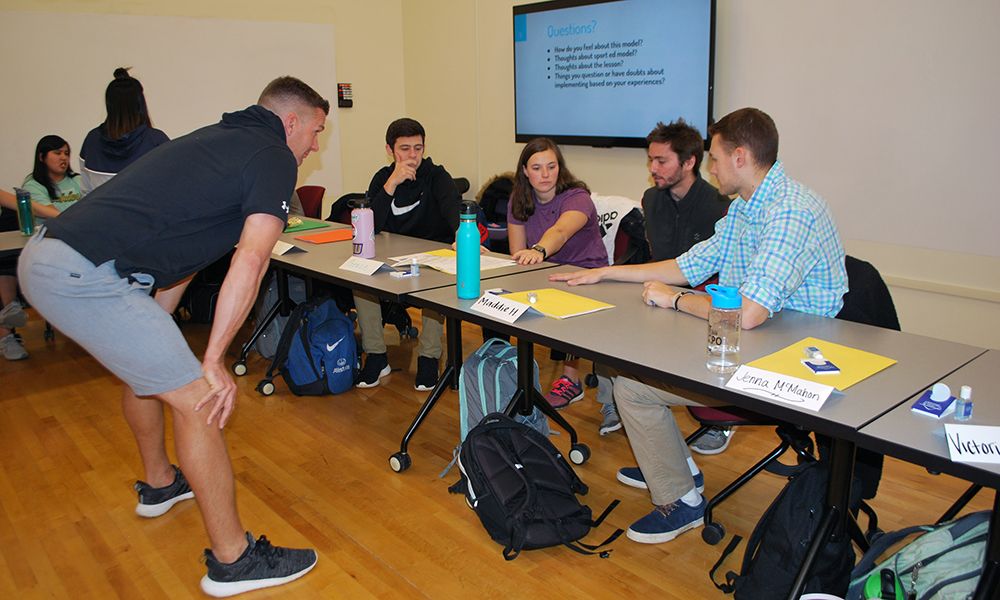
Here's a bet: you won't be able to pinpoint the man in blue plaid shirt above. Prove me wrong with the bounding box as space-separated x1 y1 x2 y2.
550 108 847 546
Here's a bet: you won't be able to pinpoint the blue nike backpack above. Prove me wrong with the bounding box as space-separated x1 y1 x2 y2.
261 296 358 395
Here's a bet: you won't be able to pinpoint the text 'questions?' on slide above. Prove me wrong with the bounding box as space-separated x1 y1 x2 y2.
514 0 712 139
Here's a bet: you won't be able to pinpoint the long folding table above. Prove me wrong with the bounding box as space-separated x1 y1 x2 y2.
0 230 29 258
406 266 989 600
858 349 1000 599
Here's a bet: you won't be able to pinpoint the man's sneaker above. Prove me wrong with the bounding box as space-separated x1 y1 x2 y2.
134 465 195 517
0 333 27 361
355 353 390 388
617 467 704 494
599 402 622 435
414 356 439 391
626 496 706 544
201 532 318 598
690 426 737 455
0 301 27 329
544 376 584 410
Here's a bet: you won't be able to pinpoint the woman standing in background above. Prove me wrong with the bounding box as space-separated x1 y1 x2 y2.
79 67 169 193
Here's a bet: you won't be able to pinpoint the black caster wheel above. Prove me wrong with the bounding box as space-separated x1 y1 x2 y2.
404 326 418 339
232 361 247 376
568 443 591 465
255 380 274 396
866 528 885 545
702 521 726 545
43 330 55 342
584 373 598 388
389 452 411 472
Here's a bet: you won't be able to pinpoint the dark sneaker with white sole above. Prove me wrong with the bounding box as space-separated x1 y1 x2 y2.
414 356 439 391
690 426 736 455
626 496 706 544
356 353 391 388
616 467 704 494
201 532 318 598
134 465 195 518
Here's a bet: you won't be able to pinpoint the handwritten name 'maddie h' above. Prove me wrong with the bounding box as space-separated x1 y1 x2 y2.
947 432 1000 457
478 296 517 315
732 371 821 402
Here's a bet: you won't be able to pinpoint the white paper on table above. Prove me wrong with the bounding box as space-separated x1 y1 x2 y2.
469 293 539 324
389 252 515 276
271 240 305 256
339 256 385 276
725 365 835 411
944 424 1000 464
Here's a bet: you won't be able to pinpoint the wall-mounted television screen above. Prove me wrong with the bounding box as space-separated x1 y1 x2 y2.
514 0 715 148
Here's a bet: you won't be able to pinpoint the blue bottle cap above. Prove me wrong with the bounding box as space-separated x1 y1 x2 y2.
705 284 741 309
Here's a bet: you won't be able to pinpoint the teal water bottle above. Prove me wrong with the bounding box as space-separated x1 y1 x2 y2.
456 200 480 299
14 187 34 236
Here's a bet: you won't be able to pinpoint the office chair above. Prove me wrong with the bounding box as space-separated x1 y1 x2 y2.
295 185 326 219
686 255 897 545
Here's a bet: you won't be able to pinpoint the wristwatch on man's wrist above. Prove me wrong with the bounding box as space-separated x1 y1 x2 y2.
531 244 547 260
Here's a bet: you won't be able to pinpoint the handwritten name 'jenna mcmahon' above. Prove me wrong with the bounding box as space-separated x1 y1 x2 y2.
478 296 517 314
948 433 1000 457
731 372 821 403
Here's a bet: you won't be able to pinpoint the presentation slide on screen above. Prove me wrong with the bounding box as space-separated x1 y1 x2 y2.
515 0 711 140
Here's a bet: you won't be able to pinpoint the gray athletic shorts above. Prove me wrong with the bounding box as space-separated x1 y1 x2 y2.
18 231 203 396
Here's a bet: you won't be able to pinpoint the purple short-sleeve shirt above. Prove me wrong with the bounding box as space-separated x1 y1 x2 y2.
507 187 609 269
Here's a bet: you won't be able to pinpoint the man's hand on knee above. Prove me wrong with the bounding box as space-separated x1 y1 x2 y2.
196 360 238 428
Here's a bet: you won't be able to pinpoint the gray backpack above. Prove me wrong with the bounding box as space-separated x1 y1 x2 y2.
847 510 989 600
440 338 549 477
253 272 308 360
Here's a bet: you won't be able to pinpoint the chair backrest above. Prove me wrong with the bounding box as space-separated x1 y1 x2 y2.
295 185 326 219
836 255 900 331
453 177 471 197
326 192 365 224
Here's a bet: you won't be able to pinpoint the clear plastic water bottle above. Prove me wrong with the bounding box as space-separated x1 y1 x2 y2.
14 187 34 236
955 385 973 421
351 196 375 258
456 200 480 299
706 284 742 373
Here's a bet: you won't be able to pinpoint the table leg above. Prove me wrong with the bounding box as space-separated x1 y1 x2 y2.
972 492 1000 600
786 438 856 600
505 338 590 465
390 316 464 472
237 268 293 371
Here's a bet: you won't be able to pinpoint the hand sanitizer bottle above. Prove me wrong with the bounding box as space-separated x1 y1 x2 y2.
955 385 973 421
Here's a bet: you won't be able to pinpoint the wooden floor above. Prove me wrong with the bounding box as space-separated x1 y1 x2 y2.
0 309 992 599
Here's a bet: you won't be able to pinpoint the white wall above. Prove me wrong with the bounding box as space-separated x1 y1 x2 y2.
408 0 999 349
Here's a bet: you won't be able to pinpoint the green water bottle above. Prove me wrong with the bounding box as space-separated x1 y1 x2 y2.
14 187 35 236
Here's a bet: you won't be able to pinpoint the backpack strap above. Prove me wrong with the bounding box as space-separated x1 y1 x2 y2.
263 299 313 380
852 524 931 578
709 534 743 593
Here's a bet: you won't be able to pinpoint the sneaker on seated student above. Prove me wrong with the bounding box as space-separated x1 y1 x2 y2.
551 108 847 544
506 138 607 410
354 118 463 391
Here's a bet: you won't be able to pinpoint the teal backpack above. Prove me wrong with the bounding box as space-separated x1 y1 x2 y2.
847 510 990 600
440 338 549 477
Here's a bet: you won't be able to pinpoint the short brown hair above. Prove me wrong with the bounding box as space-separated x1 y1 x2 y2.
646 119 706 173
708 108 778 169
258 76 330 115
385 118 425 148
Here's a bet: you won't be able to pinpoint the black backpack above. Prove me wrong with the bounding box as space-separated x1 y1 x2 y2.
711 462 861 600
449 413 622 560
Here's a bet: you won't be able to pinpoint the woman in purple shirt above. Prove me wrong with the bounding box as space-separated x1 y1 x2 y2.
507 137 608 409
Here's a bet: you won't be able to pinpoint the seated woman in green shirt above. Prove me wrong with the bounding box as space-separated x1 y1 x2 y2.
22 135 84 221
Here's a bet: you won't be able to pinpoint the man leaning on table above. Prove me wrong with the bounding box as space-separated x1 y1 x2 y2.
550 107 848 545
18 76 327 596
